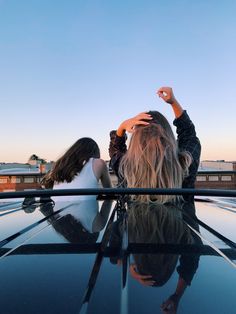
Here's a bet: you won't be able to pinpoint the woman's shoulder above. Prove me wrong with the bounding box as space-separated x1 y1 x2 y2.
93 157 106 164
92 158 108 180
92 158 107 169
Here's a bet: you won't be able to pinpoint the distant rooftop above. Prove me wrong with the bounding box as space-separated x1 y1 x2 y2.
0 168 40 175
0 162 52 175
199 160 235 171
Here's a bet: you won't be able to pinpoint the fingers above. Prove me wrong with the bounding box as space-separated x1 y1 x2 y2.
161 300 173 309
134 120 150 126
135 112 153 120
124 112 152 133
133 113 153 127
161 300 175 313
157 87 172 97
129 263 139 277
158 90 168 100
157 86 175 104
127 120 150 133
157 86 172 94
130 264 152 280
129 264 155 286
139 278 156 286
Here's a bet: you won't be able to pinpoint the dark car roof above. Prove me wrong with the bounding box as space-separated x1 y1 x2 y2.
0 195 236 314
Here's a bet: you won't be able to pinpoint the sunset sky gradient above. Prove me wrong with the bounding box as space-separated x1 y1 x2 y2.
0 0 235 163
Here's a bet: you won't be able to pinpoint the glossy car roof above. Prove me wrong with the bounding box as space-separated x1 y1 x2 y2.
0 196 236 314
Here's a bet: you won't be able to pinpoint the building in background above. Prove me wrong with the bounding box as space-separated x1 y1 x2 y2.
199 160 235 171
0 156 53 192
195 160 236 190
0 160 235 192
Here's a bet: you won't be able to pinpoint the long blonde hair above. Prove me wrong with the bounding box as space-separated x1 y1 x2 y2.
119 111 191 203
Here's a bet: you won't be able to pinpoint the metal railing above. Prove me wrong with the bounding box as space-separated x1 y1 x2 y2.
0 187 236 199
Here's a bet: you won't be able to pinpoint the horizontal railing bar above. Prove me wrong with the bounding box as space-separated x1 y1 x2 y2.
0 188 236 199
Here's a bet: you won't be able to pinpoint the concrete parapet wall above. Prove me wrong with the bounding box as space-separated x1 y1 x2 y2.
195 171 236 190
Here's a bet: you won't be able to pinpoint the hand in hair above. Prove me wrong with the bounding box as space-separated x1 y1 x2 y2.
157 87 184 118
116 112 152 137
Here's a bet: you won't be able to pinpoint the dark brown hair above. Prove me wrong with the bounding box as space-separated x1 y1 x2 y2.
41 137 100 188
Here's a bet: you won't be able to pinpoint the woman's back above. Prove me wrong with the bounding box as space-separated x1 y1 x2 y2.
53 158 99 201
109 87 201 203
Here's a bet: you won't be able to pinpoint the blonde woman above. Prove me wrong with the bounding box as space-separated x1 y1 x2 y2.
109 87 201 203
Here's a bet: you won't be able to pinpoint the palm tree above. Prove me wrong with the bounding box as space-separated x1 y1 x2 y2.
28 154 46 164
28 154 39 162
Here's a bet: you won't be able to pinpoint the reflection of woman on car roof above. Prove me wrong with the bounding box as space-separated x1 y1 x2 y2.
128 202 201 314
40 199 112 244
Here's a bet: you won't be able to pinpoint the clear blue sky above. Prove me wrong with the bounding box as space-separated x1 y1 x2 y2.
0 0 235 163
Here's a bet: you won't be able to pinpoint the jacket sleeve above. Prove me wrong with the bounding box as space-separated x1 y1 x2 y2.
109 130 127 179
177 253 200 286
177 201 202 285
173 111 201 189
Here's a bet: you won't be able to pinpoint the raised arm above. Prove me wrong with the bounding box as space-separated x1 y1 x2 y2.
157 86 201 190
157 86 183 118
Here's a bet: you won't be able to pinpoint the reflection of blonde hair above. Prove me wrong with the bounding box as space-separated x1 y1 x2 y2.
128 202 194 286
119 112 192 203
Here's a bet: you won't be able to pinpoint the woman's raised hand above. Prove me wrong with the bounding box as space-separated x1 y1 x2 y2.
157 87 184 118
157 87 177 105
117 112 152 136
